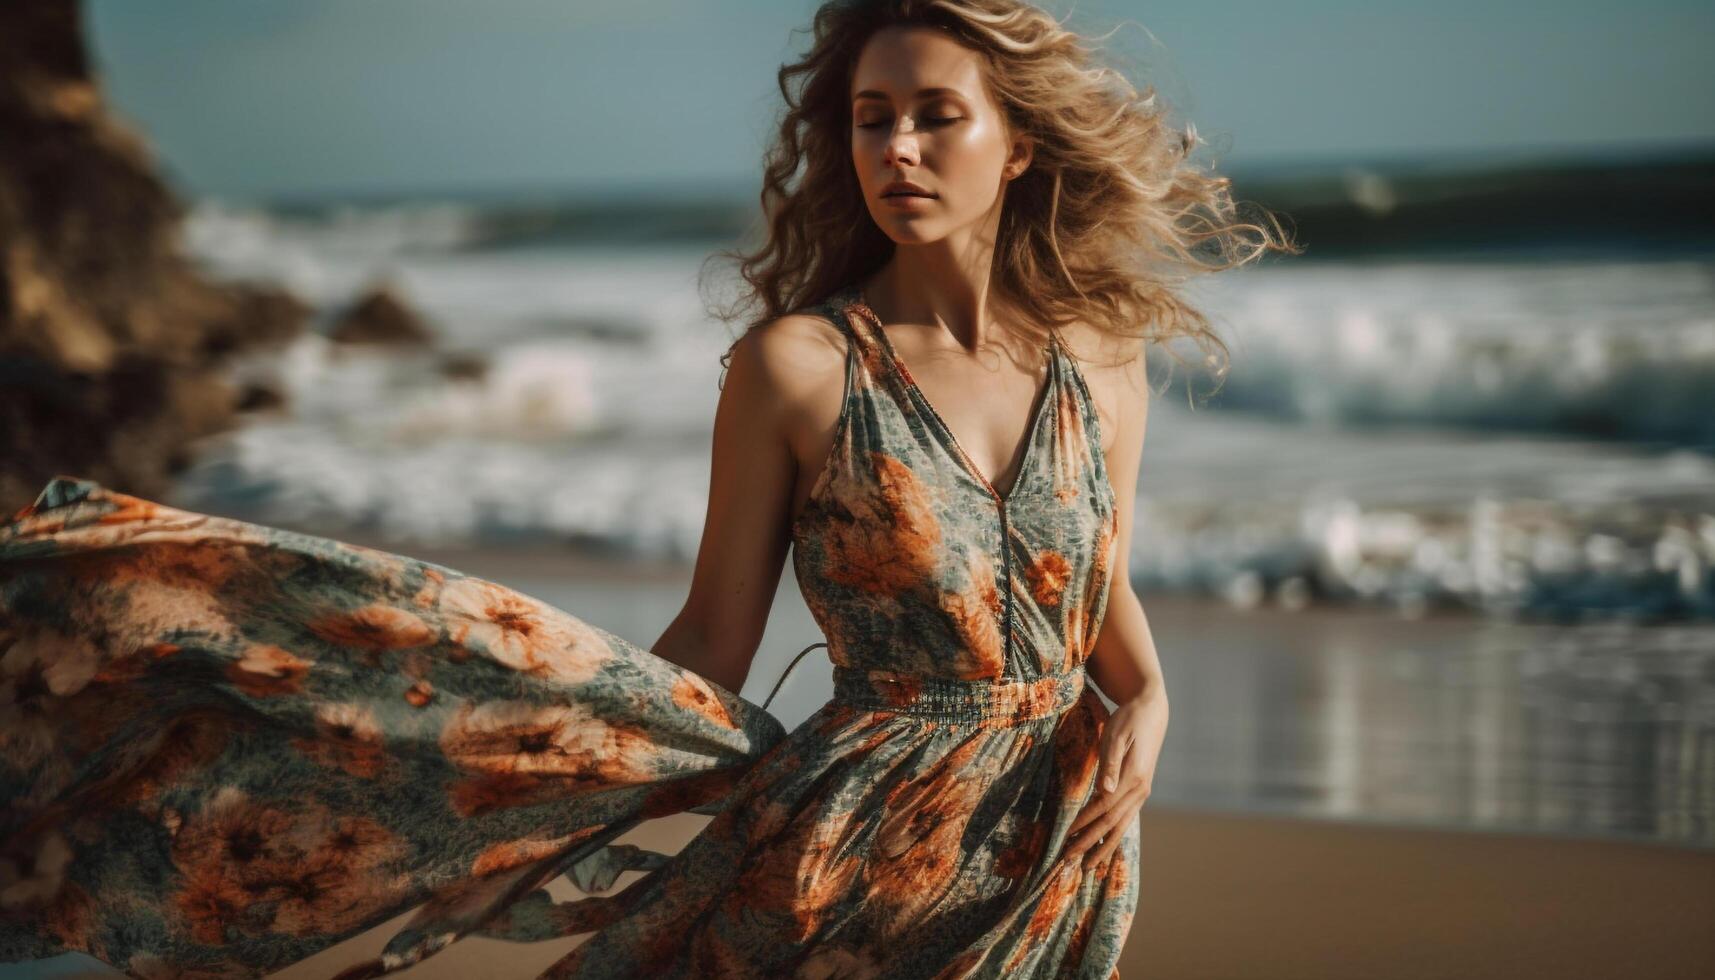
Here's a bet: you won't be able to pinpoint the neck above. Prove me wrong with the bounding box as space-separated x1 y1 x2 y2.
861 253 1011 353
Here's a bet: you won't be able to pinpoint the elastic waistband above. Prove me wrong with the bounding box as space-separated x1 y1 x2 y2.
830 665 1086 724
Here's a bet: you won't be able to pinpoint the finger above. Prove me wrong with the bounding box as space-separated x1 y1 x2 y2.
1083 817 1126 869
1064 797 1123 856
1070 750 1131 838
1069 786 1144 860
1066 791 1115 838
1097 729 1133 795
1068 805 1122 859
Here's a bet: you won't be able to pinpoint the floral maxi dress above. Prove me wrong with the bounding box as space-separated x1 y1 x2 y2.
0 283 1139 978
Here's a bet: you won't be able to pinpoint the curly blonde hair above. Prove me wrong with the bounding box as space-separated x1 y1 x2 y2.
704 0 1301 399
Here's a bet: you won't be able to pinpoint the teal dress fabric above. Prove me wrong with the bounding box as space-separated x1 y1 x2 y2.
0 283 1138 978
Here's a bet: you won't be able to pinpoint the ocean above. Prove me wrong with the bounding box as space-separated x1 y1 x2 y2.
169 157 1715 624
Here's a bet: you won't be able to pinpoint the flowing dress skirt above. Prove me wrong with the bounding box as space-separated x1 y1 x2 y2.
0 476 789 976
0 476 1136 978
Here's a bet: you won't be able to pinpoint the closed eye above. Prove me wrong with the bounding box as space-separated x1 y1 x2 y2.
856 117 964 129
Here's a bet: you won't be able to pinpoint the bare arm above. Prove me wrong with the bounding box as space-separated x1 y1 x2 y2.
1064 334 1171 870
647 312 844 695
1083 335 1169 709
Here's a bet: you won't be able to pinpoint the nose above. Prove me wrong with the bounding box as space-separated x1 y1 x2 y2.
883 117 920 167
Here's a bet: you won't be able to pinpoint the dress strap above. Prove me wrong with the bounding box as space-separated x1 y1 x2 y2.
822 285 880 352
1055 333 1114 492
761 640 828 713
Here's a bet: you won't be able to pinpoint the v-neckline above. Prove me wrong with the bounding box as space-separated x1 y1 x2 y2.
849 287 1059 506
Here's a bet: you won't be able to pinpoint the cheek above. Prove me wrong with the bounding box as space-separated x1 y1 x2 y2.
943 123 1010 188
937 151 1007 207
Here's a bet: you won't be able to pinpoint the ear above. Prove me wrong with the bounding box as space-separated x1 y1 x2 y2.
1005 133 1033 180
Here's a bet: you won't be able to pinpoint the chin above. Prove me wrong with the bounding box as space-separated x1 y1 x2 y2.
872 216 943 243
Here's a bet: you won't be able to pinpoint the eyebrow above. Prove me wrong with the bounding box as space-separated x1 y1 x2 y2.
852 87 967 102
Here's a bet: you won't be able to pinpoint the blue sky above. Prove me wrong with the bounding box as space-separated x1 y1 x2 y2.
85 0 1715 201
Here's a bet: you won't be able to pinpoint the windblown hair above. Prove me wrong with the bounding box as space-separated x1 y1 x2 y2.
704 0 1301 399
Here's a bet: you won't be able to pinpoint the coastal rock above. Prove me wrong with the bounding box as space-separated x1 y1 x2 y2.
326 282 436 346
0 0 310 515
234 380 288 414
438 350 489 382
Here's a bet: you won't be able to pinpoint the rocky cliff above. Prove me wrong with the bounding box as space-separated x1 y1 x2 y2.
0 1 309 515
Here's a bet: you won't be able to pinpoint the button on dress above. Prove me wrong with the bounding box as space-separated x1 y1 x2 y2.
0 283 1138 978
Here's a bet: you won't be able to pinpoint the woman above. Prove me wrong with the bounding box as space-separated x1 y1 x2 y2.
0 1 1294 976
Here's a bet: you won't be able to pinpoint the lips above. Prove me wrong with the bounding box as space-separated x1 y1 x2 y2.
881 180 936 198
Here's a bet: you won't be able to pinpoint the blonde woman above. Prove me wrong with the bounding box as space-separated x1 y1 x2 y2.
0 1 1294 976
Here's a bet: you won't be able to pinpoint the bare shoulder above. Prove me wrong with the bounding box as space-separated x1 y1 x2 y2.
727 307 845 385
1056 319 1148 441
721 307 849 439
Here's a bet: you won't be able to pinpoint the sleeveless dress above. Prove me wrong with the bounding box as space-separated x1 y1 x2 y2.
0 283 1138 978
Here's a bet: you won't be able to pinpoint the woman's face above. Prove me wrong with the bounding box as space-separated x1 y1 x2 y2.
849 25 1029 243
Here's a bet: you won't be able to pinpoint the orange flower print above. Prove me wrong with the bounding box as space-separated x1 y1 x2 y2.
1052 381 1089 504
865 738 991 937
308 603 434 652
399 650 437 707
1101 836 1132 899
1078 510 1117 659
105 543 245 594
168 787 299 942
671 672 737 729
1008 862 1082 970
169 787 404 942
821 452 944 596
1064 607 1087 671
436 576 607 684
1025 548 1073 607
92 491 163 527
723 794 865 944
470 831 585 879
314 812 405 875
439 701 659 816
1066 899 1100 966
291 701 386 778
848 304 894 378
440 701 651 778
938 550 1005 678
1 626 102 777
268 846 399 937
225 643 313 697
3 624 100 699
171 862 250 945
404 678 435 707
409 565 446 611
1049 696 1103 810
